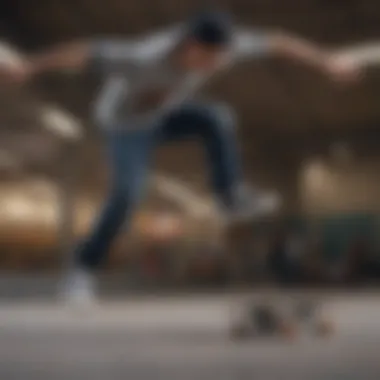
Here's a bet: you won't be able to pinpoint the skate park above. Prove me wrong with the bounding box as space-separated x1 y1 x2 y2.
0 0 380 379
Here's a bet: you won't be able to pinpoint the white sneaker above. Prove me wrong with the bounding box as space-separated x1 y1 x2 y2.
224 186 281 224
61 268 97 310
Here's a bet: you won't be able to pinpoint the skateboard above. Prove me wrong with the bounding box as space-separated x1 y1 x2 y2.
229 296 335 340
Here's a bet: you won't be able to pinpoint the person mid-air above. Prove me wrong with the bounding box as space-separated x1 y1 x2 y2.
0 11 358 305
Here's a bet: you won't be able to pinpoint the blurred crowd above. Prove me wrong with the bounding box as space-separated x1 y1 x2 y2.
121 227 380 290
244 228 380 287
128 214 380 289
1 215 380 290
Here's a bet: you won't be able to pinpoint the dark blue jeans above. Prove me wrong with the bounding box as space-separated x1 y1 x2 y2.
78 102 242 269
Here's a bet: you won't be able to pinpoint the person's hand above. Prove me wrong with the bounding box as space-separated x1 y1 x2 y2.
0 60 32 85
324 53 363 84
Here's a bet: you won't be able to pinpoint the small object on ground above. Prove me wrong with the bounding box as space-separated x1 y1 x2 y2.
230 296 334 341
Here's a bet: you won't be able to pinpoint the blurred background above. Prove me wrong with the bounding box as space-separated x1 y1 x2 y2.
0 1 380 380
0 0 379 293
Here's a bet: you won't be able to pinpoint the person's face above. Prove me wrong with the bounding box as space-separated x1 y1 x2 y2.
176 39 226 72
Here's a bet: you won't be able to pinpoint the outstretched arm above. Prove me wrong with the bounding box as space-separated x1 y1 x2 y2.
29 42 92 74
0 39 140 83
331 42 380 67
0 26 181 82
269 32 329 71
234 28 359 81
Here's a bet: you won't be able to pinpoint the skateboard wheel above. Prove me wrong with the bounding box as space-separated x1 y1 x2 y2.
315 319 335 337
279 320 299 341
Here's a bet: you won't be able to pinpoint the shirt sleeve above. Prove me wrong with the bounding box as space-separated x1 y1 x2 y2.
89 39 144 73
89 25 183 73
233 28 272 60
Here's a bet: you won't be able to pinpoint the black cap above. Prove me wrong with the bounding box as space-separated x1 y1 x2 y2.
187 11 233 47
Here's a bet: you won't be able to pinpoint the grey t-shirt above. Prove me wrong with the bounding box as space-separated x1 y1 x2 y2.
90 25 270 129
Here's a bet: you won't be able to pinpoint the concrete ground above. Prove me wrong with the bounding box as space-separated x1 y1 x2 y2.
0 293 379 380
